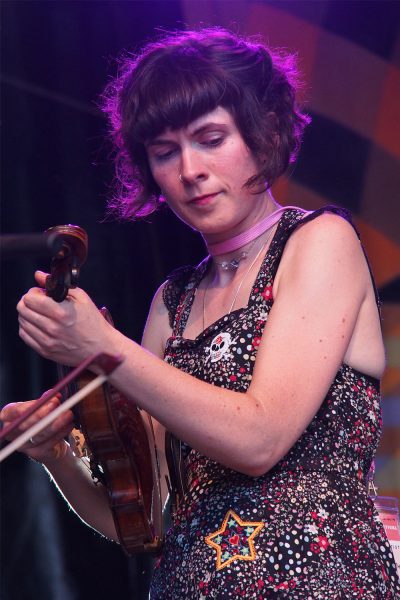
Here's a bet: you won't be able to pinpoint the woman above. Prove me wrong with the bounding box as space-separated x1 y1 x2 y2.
2 29 399 598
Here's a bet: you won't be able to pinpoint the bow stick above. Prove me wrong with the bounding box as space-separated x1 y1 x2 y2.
0 352 124 462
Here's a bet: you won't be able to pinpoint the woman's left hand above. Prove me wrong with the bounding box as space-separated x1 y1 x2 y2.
17 271 118 366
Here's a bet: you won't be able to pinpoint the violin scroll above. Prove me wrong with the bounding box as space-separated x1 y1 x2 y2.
45 225 88 302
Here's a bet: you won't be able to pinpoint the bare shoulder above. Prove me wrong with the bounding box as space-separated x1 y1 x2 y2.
291 211 361 254
141 280 172 358
275 211 369 295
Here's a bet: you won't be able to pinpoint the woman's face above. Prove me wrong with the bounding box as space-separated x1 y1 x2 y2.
146 107 270 243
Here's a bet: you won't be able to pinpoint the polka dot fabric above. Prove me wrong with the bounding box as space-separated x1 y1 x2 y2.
151 208 400 599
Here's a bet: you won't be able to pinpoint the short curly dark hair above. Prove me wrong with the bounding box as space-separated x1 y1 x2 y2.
101 28 310 219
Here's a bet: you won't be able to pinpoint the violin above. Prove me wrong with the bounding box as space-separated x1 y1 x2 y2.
45 224 163 555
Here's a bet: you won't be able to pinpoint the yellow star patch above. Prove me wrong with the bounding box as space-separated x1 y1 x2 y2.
205 509 264 570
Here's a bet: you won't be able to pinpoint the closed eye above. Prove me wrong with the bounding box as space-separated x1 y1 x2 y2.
200 135 224 148
153 148 176 162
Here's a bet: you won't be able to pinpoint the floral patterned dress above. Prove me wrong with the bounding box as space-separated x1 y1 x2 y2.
150 207 400 599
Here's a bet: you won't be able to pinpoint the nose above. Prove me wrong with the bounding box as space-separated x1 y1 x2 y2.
179 147 208 185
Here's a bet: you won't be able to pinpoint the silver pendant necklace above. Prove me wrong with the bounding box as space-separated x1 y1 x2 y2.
212 239 257 271
203 227 274 362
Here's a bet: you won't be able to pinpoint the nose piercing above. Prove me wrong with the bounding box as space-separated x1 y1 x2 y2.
179 174 184 183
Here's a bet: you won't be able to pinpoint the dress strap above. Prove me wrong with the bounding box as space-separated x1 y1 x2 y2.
254 207 310 285
162 265 195 330
162 258 209 335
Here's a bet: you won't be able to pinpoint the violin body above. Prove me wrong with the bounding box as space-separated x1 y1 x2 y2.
46 225 163 555
72 365 163 554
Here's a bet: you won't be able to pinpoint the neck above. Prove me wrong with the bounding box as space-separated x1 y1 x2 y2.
206 204 285 258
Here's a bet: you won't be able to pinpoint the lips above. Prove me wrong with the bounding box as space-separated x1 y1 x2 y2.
189 192 219 205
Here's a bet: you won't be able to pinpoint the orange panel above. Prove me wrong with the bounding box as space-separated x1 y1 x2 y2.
375 65 400 158
245 4 320 103
381 304 400 336
354 218 400 287
377 427 400 454
382 368 400 397
310 32 385 138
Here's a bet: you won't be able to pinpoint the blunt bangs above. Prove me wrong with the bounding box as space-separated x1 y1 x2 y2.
130 53 239 143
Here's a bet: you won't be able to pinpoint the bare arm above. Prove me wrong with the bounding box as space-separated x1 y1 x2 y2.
0 398 119 541
42 445 119 540
139 281 172 509
0 280 171 542
17 214 379 476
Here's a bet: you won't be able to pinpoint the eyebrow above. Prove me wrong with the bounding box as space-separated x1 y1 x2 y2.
191 122 229 135
147 122 229 146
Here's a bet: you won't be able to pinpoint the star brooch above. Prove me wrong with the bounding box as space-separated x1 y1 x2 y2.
205 509 264 570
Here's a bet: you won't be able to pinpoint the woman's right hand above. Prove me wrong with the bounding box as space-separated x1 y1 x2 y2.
0 393 74 464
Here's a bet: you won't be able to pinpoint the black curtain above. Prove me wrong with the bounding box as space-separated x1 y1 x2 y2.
1 2 205 599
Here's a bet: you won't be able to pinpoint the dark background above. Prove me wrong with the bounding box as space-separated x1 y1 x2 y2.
1 3 201 599
1 2 399 599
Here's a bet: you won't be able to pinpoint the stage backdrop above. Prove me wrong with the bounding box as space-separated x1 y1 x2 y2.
1 2 399 599
179 0 400 501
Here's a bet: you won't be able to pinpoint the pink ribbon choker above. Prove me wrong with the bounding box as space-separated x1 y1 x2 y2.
207 206 301 256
